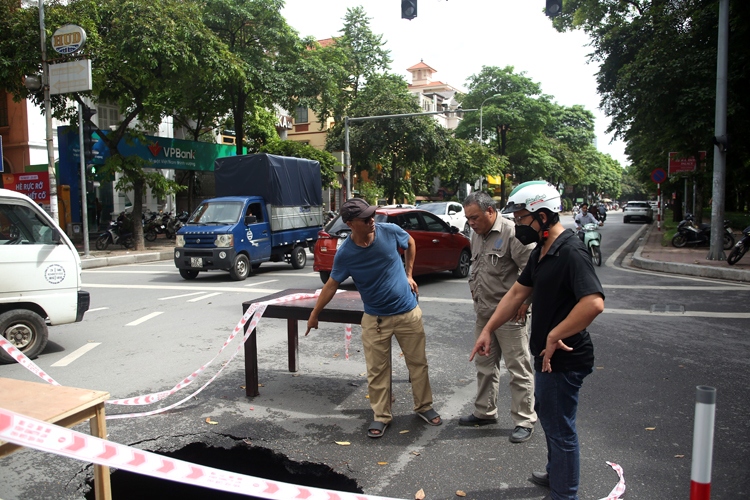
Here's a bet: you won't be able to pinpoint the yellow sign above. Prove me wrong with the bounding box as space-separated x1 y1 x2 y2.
486 175 503 185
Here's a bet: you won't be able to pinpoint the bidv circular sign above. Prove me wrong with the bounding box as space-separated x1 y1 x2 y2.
52 25 87 55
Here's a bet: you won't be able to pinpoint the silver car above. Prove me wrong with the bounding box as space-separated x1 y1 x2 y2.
623 201 654 223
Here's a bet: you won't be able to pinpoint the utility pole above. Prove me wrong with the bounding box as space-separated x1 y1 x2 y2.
343 108 475 200
707 0 729 260
39 0 59 225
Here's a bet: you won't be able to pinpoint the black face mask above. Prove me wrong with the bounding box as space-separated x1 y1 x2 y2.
514 224 540 245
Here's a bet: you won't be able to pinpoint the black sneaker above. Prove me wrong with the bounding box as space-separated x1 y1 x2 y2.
530 470 550 487
509 426 533 443
458 414 498 426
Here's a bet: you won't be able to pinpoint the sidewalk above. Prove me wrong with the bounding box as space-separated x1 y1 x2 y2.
74 235 175 270
630 223 750 282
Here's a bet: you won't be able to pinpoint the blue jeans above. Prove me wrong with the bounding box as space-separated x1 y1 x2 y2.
535 368 593 500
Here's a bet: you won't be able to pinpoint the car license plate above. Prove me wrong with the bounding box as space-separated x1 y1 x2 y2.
190 257 203 268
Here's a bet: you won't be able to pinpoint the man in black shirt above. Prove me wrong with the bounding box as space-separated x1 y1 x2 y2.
470 181 605 500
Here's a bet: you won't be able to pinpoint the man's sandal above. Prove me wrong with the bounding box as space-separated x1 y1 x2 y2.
416 409 442 426
367 421 388 438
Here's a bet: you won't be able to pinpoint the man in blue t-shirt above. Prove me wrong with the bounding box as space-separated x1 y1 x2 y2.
305 198 441 438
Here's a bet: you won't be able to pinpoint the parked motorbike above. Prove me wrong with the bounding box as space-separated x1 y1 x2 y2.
144 211 175 241
671 214 734 250
579 222 603 266
95 214 134 250
727 224 750 265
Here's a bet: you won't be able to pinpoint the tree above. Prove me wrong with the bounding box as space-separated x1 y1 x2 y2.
326 73 445 203
260 140 338 187
202 0 309 156
554 0 750 220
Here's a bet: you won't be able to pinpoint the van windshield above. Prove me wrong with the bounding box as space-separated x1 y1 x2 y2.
188 202 243 225
0 202 58 245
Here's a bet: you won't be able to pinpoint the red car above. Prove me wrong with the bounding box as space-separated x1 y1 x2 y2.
313 207 471 284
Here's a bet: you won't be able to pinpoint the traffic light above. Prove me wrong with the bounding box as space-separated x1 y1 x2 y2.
401 0 417 20
546 0 563 17
81 106 97 164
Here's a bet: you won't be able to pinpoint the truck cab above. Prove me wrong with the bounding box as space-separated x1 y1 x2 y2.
0 188 90 363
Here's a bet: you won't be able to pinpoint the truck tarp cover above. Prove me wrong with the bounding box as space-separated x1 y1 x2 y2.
214 153 322 206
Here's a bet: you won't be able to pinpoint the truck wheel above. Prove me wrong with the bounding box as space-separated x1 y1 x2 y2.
179 269 199 280
319 271 330 284
452 249 471 278
95 233 110 250
0 310 49 364
291 246 306 269
229 254 250 281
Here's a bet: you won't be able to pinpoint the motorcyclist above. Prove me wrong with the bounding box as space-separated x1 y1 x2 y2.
597 203 607 222
574 203 602 242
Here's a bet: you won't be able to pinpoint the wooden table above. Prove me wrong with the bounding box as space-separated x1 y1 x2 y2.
242 289 364 397
0 377 112 500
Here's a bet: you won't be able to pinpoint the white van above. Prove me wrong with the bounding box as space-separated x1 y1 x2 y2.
0 188 89 363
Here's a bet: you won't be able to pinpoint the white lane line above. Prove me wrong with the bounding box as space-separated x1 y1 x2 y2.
126 311 164 326
51 343 101 367
245 279 278 287
187 292 223 302
603 284 749 290
603 308 750 319
605 225 648 268
159 292 205 301
84 270 177 274
86 307 109 312
84 284 281 294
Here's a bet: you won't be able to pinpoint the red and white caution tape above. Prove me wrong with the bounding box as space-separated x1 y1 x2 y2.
1 290 351 419
597 461 626 500
0 338 61 386
0 407 404 500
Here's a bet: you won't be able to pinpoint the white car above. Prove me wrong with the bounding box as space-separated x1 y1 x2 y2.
418 201 469 235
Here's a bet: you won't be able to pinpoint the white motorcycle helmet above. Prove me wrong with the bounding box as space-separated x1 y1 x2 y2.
502 181 562 215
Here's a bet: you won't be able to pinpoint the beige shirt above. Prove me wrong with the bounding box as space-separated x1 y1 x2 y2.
468 215 535 319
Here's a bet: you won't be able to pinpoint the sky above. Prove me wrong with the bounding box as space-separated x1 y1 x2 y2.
280 0 630 167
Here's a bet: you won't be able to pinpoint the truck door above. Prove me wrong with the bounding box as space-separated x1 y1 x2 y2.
243 202 272 262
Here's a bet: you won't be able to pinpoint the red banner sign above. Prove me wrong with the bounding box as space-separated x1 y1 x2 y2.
668 151 706 176
1 172 50 203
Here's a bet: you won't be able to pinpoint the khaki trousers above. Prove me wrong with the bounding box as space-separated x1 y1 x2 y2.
472 316 537 428
361 306 434 424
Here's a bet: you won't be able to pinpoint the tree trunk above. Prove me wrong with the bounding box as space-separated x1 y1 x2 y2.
132 179 145 250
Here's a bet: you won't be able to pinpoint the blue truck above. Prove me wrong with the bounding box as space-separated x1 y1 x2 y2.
173 153 323 281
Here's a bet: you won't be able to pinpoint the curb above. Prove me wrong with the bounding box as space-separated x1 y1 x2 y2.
80 250 174 270
631 225 750 283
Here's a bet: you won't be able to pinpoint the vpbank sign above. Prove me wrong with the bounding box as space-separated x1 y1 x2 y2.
148 142 196 160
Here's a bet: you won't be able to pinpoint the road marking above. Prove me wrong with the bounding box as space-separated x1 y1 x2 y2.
84 283 281 294
244 280 278 287
606 225 648 268
86 307 109 312
603 284 749 290
84 270 177 274
159 292 205 301
126 312 164 326
603 308 750 318
51 343 101 367
187 292 222 302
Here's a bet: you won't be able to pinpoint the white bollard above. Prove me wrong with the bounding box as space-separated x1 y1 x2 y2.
690 386 716 500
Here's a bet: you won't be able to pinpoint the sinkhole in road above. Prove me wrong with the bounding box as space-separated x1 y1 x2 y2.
84 442 363 499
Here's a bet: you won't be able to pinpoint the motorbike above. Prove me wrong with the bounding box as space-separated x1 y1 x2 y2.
579 222 602 266
671 214 734 250
727 224 750 265
95 215 134 250
144 211 175 241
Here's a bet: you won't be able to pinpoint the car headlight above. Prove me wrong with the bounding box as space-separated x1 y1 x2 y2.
215 234 233 247
176 235 185 247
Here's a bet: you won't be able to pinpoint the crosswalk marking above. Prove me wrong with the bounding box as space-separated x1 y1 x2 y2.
126 312 164 326
51 343 101 367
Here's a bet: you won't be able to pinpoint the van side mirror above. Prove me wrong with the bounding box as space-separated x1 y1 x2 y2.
244 215 257 225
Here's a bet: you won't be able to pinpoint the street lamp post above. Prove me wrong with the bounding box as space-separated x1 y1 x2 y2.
479 93 502 143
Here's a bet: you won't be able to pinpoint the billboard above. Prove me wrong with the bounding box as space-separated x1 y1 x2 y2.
668 151 706 176
1 172 50 203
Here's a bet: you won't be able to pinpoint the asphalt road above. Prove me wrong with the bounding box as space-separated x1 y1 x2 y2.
1 211 749 499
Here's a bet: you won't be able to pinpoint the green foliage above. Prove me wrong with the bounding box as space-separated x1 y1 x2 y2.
326 73 444 203
355 180 383 206
259 140 337 186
